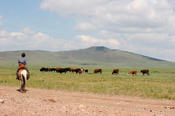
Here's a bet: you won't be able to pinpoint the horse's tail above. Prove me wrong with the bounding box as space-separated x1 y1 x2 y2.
21 74 26 89
20 70 27 91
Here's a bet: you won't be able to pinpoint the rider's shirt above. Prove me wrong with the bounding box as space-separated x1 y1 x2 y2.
18 57 26 65
18 57 27 68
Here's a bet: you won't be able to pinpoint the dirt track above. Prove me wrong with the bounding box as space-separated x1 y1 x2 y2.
0 86 175 116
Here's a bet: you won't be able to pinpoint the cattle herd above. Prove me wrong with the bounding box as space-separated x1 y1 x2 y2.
40 67 150 76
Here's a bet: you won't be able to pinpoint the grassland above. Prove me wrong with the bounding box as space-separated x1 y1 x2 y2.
0 66 175 100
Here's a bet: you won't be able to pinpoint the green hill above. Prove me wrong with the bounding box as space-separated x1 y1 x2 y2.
0 46 174 68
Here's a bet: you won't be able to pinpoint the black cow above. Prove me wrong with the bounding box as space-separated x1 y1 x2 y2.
50 68 56 72
64 67 71 72
56 67 71 74
40 67 48 72
84 69 88 73
140 69 149 75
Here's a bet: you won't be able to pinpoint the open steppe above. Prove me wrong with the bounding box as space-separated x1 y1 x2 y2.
0 66 175 116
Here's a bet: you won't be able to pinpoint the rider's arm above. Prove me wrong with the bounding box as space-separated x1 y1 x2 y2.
18 58 27 65
23 59 27 65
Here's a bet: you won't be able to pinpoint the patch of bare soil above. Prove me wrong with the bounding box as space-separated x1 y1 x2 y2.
0 86 175 116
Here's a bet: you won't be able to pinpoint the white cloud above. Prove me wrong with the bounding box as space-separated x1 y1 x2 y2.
40 0 175 37
94 30 175 61
0 30 8 36
0 27 174 61
0 28 120 51
40 0 175 61
76 35 120 48
23 27 35 34
41 0 175 32
75 22 96 31
41 0 107 16
0 28 70 51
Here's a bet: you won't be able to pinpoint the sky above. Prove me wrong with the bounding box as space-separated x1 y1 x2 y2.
0 0 175 61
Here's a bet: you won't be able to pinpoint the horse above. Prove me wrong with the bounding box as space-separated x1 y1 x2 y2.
16 67 30 93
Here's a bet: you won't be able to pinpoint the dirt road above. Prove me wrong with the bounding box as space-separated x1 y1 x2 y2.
0 86 175 116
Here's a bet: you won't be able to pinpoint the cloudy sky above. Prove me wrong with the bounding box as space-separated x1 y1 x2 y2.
0 0 175 61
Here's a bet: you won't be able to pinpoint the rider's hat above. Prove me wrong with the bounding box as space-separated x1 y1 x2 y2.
21 52 26 57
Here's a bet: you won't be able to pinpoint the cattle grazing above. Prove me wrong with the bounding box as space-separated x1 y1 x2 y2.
128 71 137 76
56 68 70 74
40 67 49 72
112 69 119 75
94 69 102 74
78 70 83 74
50 68 56 72
55 68 62 73
40 67 70 73
64 67 71 72
40 67 45 72
70 68 81 73
84 69 88 73
140 69 149 75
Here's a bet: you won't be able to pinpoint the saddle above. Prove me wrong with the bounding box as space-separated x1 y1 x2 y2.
19 64 25 68
16 66 30 80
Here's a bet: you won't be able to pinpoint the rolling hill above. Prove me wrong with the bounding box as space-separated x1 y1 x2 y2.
0 46 174 68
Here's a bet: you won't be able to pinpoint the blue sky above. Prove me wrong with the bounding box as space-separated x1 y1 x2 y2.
0 0 77 38
0 0 175 61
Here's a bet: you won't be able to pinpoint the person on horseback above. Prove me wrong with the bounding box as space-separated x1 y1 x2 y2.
16 52 30 93
18 52 27 68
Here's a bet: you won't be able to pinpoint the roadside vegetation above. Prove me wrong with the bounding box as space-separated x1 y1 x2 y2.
0 66 175 100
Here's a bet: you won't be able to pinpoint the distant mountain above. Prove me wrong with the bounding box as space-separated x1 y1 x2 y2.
0 46 175 68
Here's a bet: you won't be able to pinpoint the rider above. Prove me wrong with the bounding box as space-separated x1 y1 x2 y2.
16 52 30 92
18 52 27 68
16 52 29 80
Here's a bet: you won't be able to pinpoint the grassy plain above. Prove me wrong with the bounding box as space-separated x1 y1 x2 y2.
0 66 175 100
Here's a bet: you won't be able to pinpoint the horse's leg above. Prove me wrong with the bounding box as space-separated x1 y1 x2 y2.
20 74 26 92
22 74 26 90
20 70 27 92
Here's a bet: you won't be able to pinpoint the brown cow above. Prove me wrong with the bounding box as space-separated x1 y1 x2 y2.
140 69 149 75
78 70 83 74
128 71 137 76
70 68 81 73
94 69 102 74
112 69 119 75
